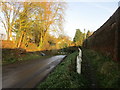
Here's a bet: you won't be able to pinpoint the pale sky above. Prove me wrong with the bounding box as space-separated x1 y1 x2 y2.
0 1 119 40
63 1 118 40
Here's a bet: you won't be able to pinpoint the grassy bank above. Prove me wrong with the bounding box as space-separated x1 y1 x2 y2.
83 49 120 88
37 51 88 88
2 46 78 65
2 48 46 65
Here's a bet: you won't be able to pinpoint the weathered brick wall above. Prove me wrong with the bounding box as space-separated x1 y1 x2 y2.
83 7 120 61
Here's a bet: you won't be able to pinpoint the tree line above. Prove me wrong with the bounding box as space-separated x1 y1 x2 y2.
0 1 70 50
73 29 92 46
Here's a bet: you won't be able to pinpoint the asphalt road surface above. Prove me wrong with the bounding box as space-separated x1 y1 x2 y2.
2 55 66 88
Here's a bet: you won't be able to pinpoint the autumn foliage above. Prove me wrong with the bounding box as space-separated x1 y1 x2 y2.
0 1 72 51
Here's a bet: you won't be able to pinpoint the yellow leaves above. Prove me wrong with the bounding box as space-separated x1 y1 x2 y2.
52 29 57 32
47 11 52 14
0 1 66 50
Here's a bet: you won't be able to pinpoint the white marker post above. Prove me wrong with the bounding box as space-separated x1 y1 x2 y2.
76 48 82 74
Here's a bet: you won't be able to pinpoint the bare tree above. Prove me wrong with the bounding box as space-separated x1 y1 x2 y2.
0 2 21 40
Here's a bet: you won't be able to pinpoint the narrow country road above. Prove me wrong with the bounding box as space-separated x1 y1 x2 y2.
2 55 66 88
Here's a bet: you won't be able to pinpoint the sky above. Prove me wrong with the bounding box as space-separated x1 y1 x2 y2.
63 1 118 40
0 1 119 40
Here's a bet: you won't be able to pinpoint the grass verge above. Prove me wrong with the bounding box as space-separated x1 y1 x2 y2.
83 49 120 88
37 51 88 88
2 52 42 65
2 48 43 65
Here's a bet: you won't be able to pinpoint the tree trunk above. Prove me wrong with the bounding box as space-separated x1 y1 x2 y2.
7 27 13 41
39 35 43 49
7 32 10 40
17 31 24 48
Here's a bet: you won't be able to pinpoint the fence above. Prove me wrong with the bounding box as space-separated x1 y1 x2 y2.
83 7 120 61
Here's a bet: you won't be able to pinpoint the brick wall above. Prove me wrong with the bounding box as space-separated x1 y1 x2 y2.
83 7 120 61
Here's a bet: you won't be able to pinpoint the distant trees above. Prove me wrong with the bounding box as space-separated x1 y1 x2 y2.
57 35 72 49
73 29 93 46
73 29 85 46
86 30 92 39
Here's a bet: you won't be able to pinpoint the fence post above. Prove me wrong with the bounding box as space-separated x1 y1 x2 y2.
76 48 82 74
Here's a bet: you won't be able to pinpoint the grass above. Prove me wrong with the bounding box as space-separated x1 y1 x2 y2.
83 49 120 88
2 48 44 65
37 51 88 88
2 52 42 65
